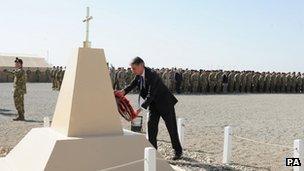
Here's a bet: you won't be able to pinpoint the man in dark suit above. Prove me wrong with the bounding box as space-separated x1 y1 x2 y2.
117 57 183 160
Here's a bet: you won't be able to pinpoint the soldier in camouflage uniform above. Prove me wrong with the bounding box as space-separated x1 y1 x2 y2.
200 71 208 94
125 68 133 86
245 72 252 93
190 71 199 93
291 72 297 93
109 66 116 89
4 58 27 121
296 72 302 93
258 72 265 93
234 72 241 93
270 72 276 93
169 68 176 92
35 68 41 82
275 73 282 93
281 73 287 93
251 72 259 93
182 69 191 94
264 72 271 93
240 71 246 93
117 67 126 90
162 69 171 91
208 71 216 93
215 71 223 93
55 67 63 91
228 71 235 93
26 68 31 82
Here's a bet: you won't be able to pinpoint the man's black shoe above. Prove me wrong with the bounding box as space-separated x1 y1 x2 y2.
13 117 25 121
172 151 182 160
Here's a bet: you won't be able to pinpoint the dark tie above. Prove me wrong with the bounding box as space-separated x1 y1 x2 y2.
138 76 144 108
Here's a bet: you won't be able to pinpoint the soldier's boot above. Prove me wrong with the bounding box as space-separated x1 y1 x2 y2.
13 111 25 121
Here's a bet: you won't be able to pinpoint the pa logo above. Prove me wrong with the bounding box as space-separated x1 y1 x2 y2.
286 158 301 166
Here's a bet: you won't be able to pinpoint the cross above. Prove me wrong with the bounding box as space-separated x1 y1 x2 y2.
83 7 93 48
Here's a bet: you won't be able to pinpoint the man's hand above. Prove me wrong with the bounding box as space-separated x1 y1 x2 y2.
116 90 125 97
135 108 142 115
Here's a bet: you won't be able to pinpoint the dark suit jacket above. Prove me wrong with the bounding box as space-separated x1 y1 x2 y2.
124 67 178 112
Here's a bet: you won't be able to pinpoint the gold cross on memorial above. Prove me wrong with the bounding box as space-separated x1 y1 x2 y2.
83 7 93 48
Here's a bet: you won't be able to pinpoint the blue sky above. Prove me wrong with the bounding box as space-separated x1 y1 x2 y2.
0 0 303 72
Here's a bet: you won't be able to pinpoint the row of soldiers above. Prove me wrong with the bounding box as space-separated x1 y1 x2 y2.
110 67 304 94
50 66 65 91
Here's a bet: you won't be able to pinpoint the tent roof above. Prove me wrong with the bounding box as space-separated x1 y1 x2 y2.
0 55 51 68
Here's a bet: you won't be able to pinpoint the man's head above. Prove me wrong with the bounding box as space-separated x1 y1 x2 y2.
130 57 145 75
14 58 23 68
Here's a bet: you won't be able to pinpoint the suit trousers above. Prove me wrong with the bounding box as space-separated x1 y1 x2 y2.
147 104 182 153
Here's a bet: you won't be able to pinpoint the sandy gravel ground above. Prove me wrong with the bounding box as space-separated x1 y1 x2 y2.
1 83 303 171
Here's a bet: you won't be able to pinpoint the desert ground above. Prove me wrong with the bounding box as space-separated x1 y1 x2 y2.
1 83 303 171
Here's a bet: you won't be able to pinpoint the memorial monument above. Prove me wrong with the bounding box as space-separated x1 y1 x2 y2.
0 7 174 171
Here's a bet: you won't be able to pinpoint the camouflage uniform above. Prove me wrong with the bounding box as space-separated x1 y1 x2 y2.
245 72 252 93
169 69 176 92
251 73 259 93
190 71 199 93
234 72 241 93
265 73 271 93
228 72 235 93
200 71 208 94
35 68 41 82
55 67 62 91
6 68 27 119
240 72 246 93
162 69 171 90
182 70 191 93
216 71 223 93
258 73 265 93
208 71 216 93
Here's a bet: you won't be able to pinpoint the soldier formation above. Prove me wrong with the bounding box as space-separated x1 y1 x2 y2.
50 66 66 91
110 67 304 94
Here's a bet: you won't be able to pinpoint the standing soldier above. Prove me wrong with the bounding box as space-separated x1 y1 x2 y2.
50 66 56 90
291 72 297 93
109 65 116 89
270 72 276 93
296 72 302 93
162 69 171 90
258 72 265 93
208 71 215 93
26 68 31 82
169 68 176 92
56 67 63 90
240 71 246 93
302 73 304 93
175 69 183 94
54 66 59 90
125 68 133 86
215 71 223 93
222 72 229 93
245 72 252 93
45 67 51 82
228 71 235 93
182 69 191 94
200 71 208 94
275 73 282 93
286 73 292 93
281 73 287 93
251 72 259 93
234 72 241 93
190 71 199 93
265 72 271 93
35 68 41 82
4 58 27 121
117 67 126 90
